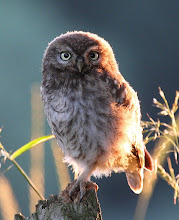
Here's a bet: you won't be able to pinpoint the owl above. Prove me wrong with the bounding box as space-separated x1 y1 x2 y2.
41 31 153 200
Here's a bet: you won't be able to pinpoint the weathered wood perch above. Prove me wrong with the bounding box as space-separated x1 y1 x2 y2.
14 182 102 220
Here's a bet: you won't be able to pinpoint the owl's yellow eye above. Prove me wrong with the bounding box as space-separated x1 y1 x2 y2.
60 52 71 61
89 52 99 61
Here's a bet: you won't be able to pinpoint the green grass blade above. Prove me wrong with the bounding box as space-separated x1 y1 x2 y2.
10 135 55 160
12 158 45 200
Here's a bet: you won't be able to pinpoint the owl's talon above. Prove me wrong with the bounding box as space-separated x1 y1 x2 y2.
80 183 86 202
69 181 98 201
69 180 79 201
85 181 99 192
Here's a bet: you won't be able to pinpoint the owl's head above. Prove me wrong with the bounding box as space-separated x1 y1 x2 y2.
42 31 119 84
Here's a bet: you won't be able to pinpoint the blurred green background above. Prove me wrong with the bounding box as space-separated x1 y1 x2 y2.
0 1 178 219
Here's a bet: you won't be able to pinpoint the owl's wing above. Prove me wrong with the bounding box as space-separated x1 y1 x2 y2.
102 74 154 193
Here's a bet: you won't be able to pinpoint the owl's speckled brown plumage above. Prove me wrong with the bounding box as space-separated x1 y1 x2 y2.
41 31 153 199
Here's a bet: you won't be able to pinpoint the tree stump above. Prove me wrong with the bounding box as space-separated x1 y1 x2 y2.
14 182 102 220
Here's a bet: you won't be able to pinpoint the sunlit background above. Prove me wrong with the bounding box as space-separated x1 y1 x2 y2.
0 1 178 219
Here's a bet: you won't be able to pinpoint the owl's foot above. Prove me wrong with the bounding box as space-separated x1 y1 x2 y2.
69 180 98 201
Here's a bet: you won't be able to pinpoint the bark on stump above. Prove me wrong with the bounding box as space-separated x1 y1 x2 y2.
14 182 102 220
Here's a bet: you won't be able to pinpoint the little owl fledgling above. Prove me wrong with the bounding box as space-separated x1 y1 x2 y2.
41 31 153 199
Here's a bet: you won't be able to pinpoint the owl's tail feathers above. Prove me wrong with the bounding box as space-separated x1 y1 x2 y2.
144 148 154 172
126 169 144 194
126 169 143 194
126 149 154 194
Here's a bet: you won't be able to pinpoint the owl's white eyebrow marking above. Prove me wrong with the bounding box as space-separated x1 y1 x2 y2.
56 45 74 54
85 46 100 53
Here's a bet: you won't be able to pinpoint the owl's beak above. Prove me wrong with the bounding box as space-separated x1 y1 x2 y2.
76 56 84 73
